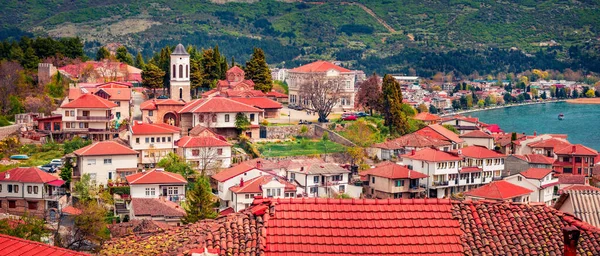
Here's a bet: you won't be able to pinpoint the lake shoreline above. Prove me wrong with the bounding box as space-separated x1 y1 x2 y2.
441 99 566 117
566 98 600 104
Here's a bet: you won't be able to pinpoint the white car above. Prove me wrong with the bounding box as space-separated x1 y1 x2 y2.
50 159 63 166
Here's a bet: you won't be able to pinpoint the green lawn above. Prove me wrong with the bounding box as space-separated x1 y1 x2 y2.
257 139 346 157
0 150 64 172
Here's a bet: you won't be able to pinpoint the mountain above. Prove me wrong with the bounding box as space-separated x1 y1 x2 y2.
1 0 600 77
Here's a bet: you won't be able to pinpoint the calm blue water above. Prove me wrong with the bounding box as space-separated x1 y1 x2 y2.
468 102 600 150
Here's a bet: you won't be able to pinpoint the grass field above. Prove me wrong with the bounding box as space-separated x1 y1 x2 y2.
0 150 64 172
257 139 346 157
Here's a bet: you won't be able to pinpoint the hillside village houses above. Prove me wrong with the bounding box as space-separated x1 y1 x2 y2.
56 93 120 141
286 162 360 198
128 122 181 168
503 168 559 205
72 141 139 186
361 162 428 199
175 128 232 172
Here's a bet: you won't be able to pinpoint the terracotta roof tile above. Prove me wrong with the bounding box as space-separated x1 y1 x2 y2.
73 141 138 156
465 180 533 200
229 175 296 194
0 167 62 184
560 184 600 192
126 169 187 185
68 87 131 101
130 122 181 135
402 148 462 162
555 190 600 228
230 97 282 109
460 130 493 138
416 124 464 144
131 198 185 217
178 97 263 114
558 175 587 185
290 60 352 73
528 138 572 151
140 99 186 110
555 144 598 156
362 161 428 179
60 93 118 109
520 168 553 180
459 167 482 173
211 163 260 182
0 234 88 256
61 206 83 215
175 135 231 148
266 91 288 98
457 145 505 159
523 154 555 164
414 112 442 122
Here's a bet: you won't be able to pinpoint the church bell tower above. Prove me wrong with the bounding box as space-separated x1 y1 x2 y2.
170 44 191 102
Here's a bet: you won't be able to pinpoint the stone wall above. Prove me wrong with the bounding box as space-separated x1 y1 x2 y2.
262 125 315 139
0 199 46 219
313 124 356 147
37 63 57 86
262 152 350 163
0 124 23 140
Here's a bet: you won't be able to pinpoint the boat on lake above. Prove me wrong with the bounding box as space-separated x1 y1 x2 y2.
558 113 564 120
9 155 29 160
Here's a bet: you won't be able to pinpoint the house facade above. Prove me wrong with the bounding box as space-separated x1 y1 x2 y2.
504 168 559 205
0 167 66 219
401 148 463 198
414 124 464 150
229 175 297 212
68 87 131 121
553 144 598 176
464 180 533 203
369 133 452 161
362 162 428 199
176 128 232 172
460 130 494 149
503 154 554 177
57 93 119 141
129 122 181 167
211 162 270 209
126 169 187 203
286 163 358 198
287 61 356 112
73 141 139 186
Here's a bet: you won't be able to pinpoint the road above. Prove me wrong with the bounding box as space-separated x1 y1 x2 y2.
131 90 145 121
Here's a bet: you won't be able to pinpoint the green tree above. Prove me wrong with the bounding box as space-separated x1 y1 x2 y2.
200 49 219 89
235 112 251 132
21 46 39 69
142 63 166 96
442 124 459 135
189 58 204 97
0 213 48 242
182 176 217 224
466 94 473 108
95 47 110 61
344 120 379 147
428 105 438 114
60 158 73 189
157 152 196 179
63 136 91 154
299 125 309 137
417 103 428 113
381 74 409 136
245 48 273 92
572 89 579 98
115 46 133 65
74 173 98 202
66 201 109 251
541 91 547 99
585 89 595 98
134 52 145 69
477 99 485 108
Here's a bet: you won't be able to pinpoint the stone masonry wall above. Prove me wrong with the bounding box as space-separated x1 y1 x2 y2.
0 124 23 140
263 125 315 139
313 124 356 147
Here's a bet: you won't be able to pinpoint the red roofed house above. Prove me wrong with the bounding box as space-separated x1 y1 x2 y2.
229 175 297 212
128 122 181 168
401 148 463 198
553 144 598 175
67 86 132 121
413 112 441 124
504 154 555 177
212 161 271 210
265 90 289 104
465 180 534 202
73 141 139 186
139 99 186 126
287 60 356 112
230 97 282 118
504 168 559 205
38 60 142 84
176 128 232 172
57 93 119 141
178 97 264 139
0 234 88 256
362 162 428 199
440 115 482 134
460 130 494 149
457 145 506 183
0 167 66 218
523 136 572 157
369 133 452 160
415 123 464 149
555 190 600 228
286 162 357 198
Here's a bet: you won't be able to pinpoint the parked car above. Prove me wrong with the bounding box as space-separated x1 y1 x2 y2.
50 159 63 166
355 112 370 117
39 164 57 173
157 95 169 99
342 115 357 121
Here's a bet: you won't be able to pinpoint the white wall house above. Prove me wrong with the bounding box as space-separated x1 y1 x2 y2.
286 163 358 198
229 175 297 212
212 162 270 209
126 169 187 202
73 141 139 186
504 168 559 205
129 122 181 167
176 128 232 172
401 148 463 198
57 93 119 141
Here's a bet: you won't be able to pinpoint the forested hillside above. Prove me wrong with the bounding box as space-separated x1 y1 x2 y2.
1 0 599 77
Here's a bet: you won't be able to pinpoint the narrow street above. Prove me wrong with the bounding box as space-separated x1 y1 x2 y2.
131 89 145 121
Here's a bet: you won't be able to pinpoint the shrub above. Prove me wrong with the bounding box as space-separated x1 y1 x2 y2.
109 186 130 195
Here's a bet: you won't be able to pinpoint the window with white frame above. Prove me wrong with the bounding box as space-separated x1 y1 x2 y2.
313 176 319 184
104 159 112 164
87 159 96 165
167 186 179 195
145 187 156 196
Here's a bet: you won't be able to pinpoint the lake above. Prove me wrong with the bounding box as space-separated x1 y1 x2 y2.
468 102 600 150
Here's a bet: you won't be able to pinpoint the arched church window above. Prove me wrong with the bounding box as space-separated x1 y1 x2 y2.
179 65 183 78
179 87 183 99
172 65 176 78
186 65 189 78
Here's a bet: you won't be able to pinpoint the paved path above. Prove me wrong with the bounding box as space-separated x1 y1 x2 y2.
131 90 145 121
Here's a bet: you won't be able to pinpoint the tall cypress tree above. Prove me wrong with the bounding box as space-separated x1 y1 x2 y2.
134 52 145 69
182 176 217 224
381 74 408 136
116 46 133 65
245 48 273 92
201 49 218 89
95 47 110 61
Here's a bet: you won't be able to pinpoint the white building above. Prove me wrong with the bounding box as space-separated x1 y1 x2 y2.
67 86 132 121
504 168 559 205
170 44 191 102
126 169 187 202
287 61 356 112
129 122 181 167
57 93 119 141
286 163 359 198
464 180 533 203
460 130 495 149
401 148 463 198
175 128 232 172
73 140 139 186
212 161 270 209
229 175 297 212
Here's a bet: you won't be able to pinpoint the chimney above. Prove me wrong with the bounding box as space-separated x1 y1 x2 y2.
411 150 416 156
256 160 262 169
563 226 580 256
572 145 576 153
240 178 244 187
533 131 537 136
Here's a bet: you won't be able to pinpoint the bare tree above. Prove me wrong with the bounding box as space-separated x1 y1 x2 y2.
299 73 344 122
196 147 222 176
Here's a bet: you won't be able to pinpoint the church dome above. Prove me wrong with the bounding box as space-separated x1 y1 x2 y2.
172 44 189 56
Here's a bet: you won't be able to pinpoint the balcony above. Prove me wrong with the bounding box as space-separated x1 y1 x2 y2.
409 184 426 192
76 115 112 121
161 194 185 203
432 181 449 187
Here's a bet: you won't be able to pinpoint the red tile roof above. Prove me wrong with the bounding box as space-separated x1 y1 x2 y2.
402 148 462 162
230 97 282 109
61 206 83 215
560 184 600 192
555 144 598 156
130 122 181 135
460 130 493 138
457 145 506 159
266 91 288 98
558 175 587 185
465 180 533 200
229 175 296 193
528 138 572 150
290 60 352 73
68 87 131 101
362 161 428 179
0 234 88 256
131 198 185 217
211 163 260 182
218 207 235 216
60 93 118 109
516 154 555 164
460 167 482 173
73 141 138 156
372 133 451 149
485 124 504 133
126 169 187 185
140 99 186 110
416 124 464 144
0 167 63 184
520 168 553 180
175 135 231 148
227 66 244 75
414 112 441 122
178 97 263 113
